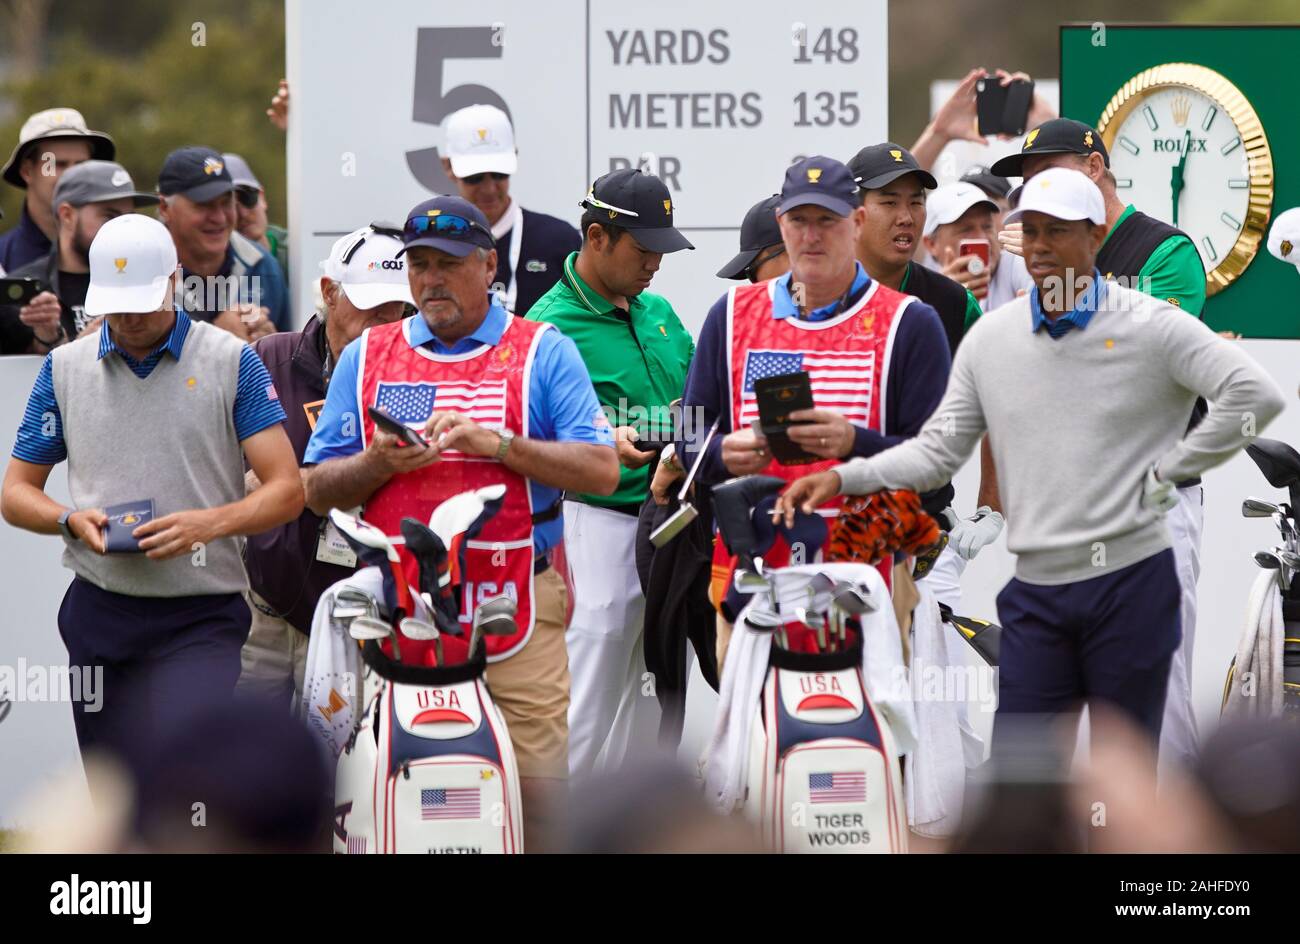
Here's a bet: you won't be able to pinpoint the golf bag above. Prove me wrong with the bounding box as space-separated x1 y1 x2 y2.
334 636 524 855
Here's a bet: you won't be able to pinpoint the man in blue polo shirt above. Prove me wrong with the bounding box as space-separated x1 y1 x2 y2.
0 214 303 761
302 195 618 851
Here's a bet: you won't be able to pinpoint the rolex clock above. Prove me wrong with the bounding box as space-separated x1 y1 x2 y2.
1097 62 1274 296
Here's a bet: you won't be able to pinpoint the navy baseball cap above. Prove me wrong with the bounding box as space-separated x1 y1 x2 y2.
990 118 1110 178
581 169 693 253
157 146 234 203
778 156 859 217
717 194 783 279
399 195 495 257
960 164 1013 199
847 143 938 191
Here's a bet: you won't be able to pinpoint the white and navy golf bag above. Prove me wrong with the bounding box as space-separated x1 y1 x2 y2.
707 562 916 855
334 639 524 854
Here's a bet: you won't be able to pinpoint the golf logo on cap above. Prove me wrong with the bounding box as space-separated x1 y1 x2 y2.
1083 130 1094 148
890 149 903 162
663 199 671 215
427 209 441 216
476 128 487 140
110 169 130 187
807 167 823 183
1283 239 1294 257
202 157 223 176
114 257 127 273
1025 128 1040 149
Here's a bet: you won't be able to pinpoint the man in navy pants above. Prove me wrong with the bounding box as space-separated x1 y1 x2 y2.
779 168 1286 752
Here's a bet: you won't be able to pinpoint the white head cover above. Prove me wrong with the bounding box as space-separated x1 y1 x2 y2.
1003 167 1106 226
84 214 177 316
320 226 416 310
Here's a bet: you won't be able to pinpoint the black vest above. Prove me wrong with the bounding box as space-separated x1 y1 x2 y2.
904 260 970 356
1098 208 1206 486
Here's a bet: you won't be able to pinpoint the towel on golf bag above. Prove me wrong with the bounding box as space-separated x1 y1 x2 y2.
1224 568 1285 718
704 562 918 813
905 580 983 838
301 567 436 758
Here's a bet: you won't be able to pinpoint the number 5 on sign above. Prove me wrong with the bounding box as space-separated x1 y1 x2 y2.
406 26 512 194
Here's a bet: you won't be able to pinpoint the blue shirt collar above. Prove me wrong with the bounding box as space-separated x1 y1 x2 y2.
772 262 870 322
406 296 508 354
97 309 191 362
1029 268 1107 334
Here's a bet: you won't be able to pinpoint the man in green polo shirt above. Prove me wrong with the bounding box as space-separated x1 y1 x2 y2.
526 169 694 777
992 117 1207 776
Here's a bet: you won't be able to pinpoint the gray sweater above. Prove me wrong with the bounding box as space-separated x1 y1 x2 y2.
836 283 1286 585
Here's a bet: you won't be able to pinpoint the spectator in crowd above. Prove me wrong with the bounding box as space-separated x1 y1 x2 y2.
0 214 303 759
847 143 981 356
681 156 950 667
0 108 113 272
239 224 413 707
156 146 287 338
302 194 618 850
960 164 1014 224
923 181 1033 311
715 194 788 284
0 160 158 355
442 104 580 315
527 169 695 778
224 153 289 284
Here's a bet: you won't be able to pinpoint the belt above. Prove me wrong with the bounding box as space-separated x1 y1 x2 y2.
565 496 642 519
534 555 551 575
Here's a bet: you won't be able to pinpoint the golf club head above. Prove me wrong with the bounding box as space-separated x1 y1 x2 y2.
1256 550 1282 570
474 595 518 631
733 569 772 594
831 582 876 615
649 502 698 548
349 616 393 641
331 604 368 621
399 617 440 641
1244 497 1282 518
1279 550 1300 571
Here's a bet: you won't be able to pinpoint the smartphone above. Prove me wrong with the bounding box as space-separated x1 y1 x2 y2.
631 439 667 456
754 371 817 466
0 278 46 306
367 405 428 448
1001 78 1034 136
958 238 991 275
975 77 1009 136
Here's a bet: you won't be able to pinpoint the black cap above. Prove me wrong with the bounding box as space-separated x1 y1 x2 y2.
778 156 859 217
959 164 1013 199
716 194 783 279
580 169 693 253
847 143 938 191
989 118 1110 178
157 145 235 203
399 195 495 258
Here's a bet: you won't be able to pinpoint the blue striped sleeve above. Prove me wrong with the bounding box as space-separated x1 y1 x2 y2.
232 345 287 441
12 355 66 464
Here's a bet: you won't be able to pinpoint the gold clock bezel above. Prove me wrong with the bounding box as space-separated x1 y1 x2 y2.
1096 62 1273 297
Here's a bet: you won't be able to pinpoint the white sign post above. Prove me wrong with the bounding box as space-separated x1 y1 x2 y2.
286 0 888 333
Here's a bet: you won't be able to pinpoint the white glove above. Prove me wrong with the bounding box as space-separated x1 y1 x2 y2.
1141 464 1179 516
949 505 1005 560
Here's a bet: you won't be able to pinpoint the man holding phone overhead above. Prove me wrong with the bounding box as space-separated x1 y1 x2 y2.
679 156 950 665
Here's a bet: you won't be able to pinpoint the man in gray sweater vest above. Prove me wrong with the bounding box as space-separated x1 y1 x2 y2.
779 168 1285 754
1 214 303 760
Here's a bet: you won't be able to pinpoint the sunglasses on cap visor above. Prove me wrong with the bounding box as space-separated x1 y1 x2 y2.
745 245 787 282
340 221 407 265
579 190 640 218
234 187 261 209
403 213 494 242
462 171 509 185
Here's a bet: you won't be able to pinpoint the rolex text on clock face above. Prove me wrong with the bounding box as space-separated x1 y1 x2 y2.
1108 85 1250 273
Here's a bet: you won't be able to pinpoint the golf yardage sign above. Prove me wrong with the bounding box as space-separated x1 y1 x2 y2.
1097 62 1274 297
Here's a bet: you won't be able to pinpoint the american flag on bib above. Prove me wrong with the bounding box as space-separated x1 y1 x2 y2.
346 834 367 854
740 350 874 427
809 771 867 804
420 787 481 820
375 381 507 455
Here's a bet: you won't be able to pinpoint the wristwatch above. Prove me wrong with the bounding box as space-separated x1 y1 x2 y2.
495 428 515 461
58 509 75 541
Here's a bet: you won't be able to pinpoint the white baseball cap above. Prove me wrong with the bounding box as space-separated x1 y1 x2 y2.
1267 207 1300 273
923 182 1000 237
85 214 178 316
320 225 416 310
1004 167 1106 226
444 104 517 178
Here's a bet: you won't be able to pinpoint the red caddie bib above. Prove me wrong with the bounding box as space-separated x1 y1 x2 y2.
710 277 915 606
358 314 553 662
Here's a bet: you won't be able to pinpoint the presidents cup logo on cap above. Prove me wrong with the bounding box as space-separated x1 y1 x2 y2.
203 157 224 176
890 149 903 162
663 199 671 215
115 257 127 273
1084 130 1094 148
1283 240 1294 257
807 168 822 183
1024 129 1040 149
